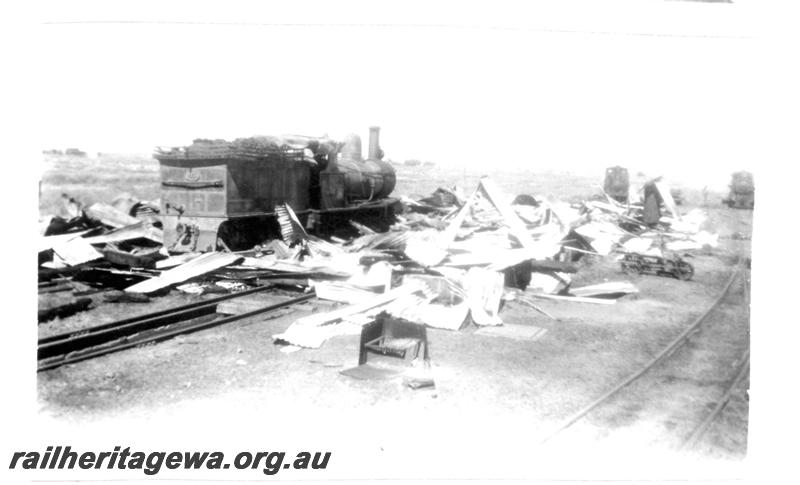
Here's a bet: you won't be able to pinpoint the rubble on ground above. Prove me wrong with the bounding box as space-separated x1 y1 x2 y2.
38 176 718 352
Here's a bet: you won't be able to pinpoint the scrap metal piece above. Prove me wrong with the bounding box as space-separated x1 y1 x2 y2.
38 297 92 323
358 313 430 367
620 252 694 280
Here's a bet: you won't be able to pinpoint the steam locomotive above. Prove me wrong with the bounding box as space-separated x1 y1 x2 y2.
154 127 399 252
724 171 754 210
603 166 630 204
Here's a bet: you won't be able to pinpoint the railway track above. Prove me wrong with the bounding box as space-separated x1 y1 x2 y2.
38 286 314 372
680 264 751 453
540 265 749 449
680 348 750 451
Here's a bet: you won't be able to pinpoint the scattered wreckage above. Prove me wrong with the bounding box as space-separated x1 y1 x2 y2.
38 142 721 384
621 252 694 280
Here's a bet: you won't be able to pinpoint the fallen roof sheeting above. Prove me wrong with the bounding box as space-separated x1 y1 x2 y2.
273 284 422 348
38 173 719 350
125 252 244 294
568 281 639 299
81 221 163 246
85 202 141 229
50 237 104 267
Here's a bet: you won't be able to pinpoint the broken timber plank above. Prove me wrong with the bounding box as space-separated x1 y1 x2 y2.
82 221 163 245
312 280 380 304
653 181 681 219
477 177 536 249
85 202 141 228
156 252 203 269
284 284 420 329
569 281 639 298
273 285 422 348
527 293 617 305
124 252 243 294
529 260 579 274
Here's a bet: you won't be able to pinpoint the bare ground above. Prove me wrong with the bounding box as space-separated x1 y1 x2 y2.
35 155 752 478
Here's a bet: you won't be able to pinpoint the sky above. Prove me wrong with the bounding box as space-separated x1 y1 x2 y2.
34 0 776 188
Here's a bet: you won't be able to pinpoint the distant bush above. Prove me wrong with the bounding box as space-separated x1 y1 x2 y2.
39 153 160 215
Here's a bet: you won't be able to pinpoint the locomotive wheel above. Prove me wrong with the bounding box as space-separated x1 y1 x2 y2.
216 221 248 251
621 263 639 275
676 262 694 281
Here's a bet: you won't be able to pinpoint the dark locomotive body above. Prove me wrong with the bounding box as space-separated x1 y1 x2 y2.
155 127 399 252
604 166 630 204
724 171 754 210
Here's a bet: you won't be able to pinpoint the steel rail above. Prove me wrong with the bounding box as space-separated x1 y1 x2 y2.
38 292 314 372
39 284 276 348
680 348 750 450
680 269 751 450
539 269 740 444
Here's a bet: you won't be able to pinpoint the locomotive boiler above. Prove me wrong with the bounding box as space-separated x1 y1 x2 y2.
154 126 398 252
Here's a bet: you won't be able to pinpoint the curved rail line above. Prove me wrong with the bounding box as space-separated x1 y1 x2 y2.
679 268 751 450
38 288 314 372
539 268 742 445
680 347 750 450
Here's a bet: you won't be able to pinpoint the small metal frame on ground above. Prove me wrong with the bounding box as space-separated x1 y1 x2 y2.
620 252 695 280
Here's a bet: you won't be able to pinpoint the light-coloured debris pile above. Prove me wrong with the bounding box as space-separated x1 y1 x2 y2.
38 174 715 346
574 180 719 258
39 193 164 273
38 193 165 319
259 178 596 348
263 176 716 349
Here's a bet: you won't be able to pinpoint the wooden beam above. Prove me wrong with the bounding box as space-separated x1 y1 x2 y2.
125 252 243 294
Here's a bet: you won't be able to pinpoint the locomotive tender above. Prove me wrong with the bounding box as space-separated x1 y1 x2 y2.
155 126 398 252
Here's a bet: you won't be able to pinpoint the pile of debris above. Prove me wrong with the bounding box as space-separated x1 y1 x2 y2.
38 176 717 349
154 135 338 164
38 193 164 319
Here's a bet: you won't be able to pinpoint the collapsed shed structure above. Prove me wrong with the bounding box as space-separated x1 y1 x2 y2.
37 128 722 378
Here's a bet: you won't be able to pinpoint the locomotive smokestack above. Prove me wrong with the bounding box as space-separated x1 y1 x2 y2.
367 126 381 161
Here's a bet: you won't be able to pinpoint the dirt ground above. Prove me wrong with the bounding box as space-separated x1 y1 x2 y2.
36 154 752 479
